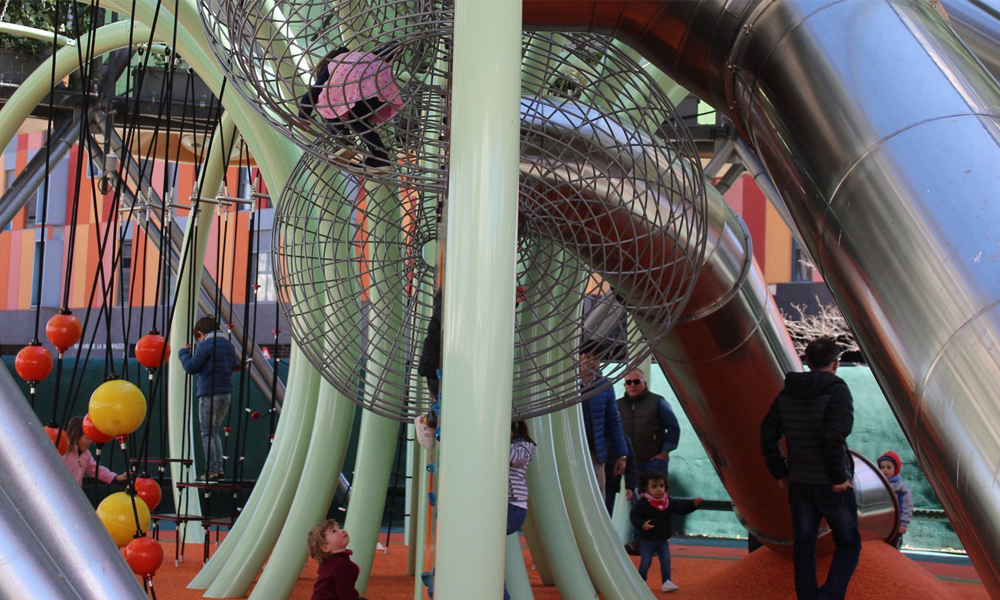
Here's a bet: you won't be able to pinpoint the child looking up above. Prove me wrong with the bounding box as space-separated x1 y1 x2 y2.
878 451 914 549
629 471 702 593
61 416 128 486
307 519 367 600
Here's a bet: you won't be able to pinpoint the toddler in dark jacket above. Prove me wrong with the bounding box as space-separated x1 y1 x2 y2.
307 519 368 600
629 471 702 593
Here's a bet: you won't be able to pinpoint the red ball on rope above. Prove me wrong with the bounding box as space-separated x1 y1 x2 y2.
133 477 162 511
45 311 82 355
44 425 69 455
123 535 163 577
135 332 170 369
82 413 114 444
15 343 53 384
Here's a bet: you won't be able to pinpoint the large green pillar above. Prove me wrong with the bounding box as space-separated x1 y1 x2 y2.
434 0 522 597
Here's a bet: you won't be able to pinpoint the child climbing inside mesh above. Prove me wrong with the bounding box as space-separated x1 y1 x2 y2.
413 285 528 450
878 450 913 549
62 416 128 486
629 471 702 593
299 45 403 171
307 519 368 600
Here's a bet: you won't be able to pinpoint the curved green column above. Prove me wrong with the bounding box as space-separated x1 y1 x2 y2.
166 112 238 544
0 21 150 152
188 345 308 589
520 511 553 586
526 415 598 600
505 533 535 600
201 345 320 597
552 406 655 600
248 381 355 600
344 180 408 595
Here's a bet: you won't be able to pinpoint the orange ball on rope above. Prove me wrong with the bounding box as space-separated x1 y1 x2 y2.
45 311 82 355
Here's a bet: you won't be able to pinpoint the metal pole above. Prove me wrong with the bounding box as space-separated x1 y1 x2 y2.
0 116 81 230
434 1 521 597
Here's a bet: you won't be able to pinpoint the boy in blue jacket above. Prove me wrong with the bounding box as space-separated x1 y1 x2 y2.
178 315 238 481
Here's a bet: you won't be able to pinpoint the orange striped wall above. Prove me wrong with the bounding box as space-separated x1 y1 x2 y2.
3 132 820 315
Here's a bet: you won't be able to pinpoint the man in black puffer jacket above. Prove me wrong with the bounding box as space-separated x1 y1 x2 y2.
760 337 861 600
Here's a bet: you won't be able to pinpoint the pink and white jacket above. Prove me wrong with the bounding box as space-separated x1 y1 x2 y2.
62 447 117 486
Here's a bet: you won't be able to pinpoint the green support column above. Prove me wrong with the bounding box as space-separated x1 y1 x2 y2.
248 381 356 600
505 533 535 600
344 409 399 595
411 441 432 600
166 112 237 544
520 511 553 586
434 0 522 597
202 346 320 598
344 180 408 595
526 414 598 600
0 21 151 152
552 406 656 600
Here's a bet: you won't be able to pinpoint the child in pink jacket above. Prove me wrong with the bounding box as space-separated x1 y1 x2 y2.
61 416 127 486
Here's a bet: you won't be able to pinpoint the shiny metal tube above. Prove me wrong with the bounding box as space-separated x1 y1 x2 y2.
0 486 84 600
0 115 82 231
0 364 146 600
941 0 1000 82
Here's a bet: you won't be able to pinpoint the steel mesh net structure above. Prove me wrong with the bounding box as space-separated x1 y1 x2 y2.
269 24 708 421
199 0 453 190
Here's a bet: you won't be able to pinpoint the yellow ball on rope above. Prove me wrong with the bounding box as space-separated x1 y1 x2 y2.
88 379 147 438
96 491 151 547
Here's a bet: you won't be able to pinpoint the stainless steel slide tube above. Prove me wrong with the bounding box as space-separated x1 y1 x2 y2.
0 486 83 600
0 364 146 600
724 1 1000 589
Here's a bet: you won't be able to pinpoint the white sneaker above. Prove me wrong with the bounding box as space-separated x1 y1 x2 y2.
414 415 435 450
661 580 679 593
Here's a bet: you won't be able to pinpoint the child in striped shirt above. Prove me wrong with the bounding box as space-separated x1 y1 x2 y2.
505 421 536 600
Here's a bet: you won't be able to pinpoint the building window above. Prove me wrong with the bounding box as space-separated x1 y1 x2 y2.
791 239 813 282
256 251 276 302
119 240 133 305
30 240 43 307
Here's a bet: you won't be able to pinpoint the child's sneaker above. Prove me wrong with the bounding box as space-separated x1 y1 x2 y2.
414 414 435 450
661 580 679 593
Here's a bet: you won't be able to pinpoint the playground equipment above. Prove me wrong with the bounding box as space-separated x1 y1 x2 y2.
0 0 999 599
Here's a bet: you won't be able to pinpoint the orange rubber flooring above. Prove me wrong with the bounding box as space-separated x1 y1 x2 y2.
148 534 989 599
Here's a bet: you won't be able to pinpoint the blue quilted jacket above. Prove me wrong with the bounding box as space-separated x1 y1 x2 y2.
178 331 238 397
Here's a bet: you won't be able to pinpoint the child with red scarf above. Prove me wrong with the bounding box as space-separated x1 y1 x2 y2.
307 520 368 600
629 471 702 593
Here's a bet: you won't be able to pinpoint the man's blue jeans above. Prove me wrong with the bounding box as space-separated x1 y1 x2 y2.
789 482 862 600
199 393 231 476
504 504 528 600
637 539 672 582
